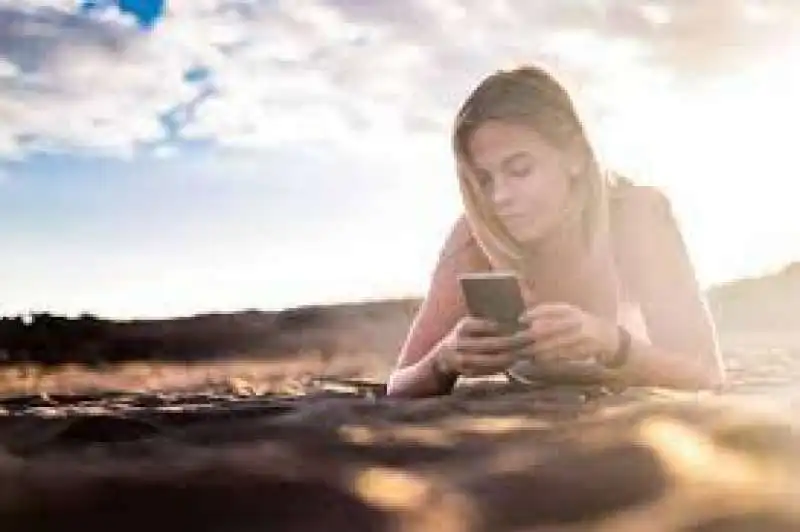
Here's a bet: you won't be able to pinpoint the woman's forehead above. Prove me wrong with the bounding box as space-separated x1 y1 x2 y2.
466 120 555 165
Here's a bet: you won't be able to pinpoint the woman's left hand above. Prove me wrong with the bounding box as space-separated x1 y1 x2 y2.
516 303 620 364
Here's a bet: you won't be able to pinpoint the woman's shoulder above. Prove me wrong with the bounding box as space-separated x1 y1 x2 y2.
436 215 489 271
438 215 474 259
608 172 669 206
606 171 678 276
606 171 693 296
607 172 674 226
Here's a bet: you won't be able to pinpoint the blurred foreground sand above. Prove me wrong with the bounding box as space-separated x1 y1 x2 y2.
0 332 797 531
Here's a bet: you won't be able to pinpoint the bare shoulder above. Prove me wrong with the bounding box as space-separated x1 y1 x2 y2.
436 214 489 271
608 175 691 291
439 215 477 261
608 177 679 247
609 176 672 219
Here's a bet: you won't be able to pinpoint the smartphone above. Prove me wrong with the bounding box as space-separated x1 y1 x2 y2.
458 271 526 335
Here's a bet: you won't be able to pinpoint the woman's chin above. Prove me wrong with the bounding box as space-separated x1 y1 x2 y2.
509 219 568 247
510 228 543 246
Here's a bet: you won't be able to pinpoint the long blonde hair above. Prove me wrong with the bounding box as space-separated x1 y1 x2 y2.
453 64 610 273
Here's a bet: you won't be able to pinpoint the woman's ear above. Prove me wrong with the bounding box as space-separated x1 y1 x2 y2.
566 145 589 180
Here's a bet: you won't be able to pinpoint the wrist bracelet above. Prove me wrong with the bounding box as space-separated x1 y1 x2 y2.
431 356 460 393
603 325 632 369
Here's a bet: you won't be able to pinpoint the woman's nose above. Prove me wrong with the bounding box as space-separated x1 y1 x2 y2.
492 179 514 208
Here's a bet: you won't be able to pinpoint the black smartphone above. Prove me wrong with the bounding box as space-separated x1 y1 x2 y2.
458 271 526 335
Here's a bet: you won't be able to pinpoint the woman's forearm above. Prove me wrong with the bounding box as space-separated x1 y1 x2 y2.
612 336 726 391
386 344 455 398
509 359 613 386
388 334 726 396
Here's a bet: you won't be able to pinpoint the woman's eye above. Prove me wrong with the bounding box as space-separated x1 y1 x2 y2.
508 163 533 178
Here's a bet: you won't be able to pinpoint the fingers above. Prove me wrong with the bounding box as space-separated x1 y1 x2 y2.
448 303 600 375
514 303 615 364
528 329 585 355
519 302 577 323
459 316 502 337
455 329 533 354
529 335 595 363
519 303 581 343
448 351 517 377
524 315 581 343
520 284 537 308
512 317 592 362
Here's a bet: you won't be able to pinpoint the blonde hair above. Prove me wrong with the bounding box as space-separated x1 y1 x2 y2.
453 64 609 272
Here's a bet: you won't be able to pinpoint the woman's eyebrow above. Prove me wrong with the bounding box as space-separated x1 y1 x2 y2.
500 151 530 171
471 151 529 174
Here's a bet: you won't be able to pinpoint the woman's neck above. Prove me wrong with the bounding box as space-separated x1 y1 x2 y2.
521 218 591 279
519 218 618 317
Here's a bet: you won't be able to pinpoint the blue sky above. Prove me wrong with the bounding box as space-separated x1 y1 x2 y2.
2 1 800 318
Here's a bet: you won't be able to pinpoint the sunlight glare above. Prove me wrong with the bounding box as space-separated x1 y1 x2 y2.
594 37 800 286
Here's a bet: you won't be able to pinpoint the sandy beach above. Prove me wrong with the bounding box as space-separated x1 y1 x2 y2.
0 330 798 532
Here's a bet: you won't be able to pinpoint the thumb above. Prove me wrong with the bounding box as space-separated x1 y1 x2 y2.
520 281 537 308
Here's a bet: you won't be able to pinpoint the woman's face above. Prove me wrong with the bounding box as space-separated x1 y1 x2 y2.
466 119 577 244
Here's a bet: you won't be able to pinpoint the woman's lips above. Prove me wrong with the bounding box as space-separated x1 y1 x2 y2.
501 213 528 224
500 215 531 234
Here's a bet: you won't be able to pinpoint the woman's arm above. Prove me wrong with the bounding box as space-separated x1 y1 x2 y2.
385 216 490 397
610 186 726 390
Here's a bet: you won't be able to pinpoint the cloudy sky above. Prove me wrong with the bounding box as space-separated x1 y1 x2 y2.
2 0 800 319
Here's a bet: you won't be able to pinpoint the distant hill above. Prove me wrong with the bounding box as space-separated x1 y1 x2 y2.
706 262 800 333
2 262 798 364
0 298 422 365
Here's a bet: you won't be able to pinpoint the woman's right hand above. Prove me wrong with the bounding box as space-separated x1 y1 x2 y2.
435 316 532 377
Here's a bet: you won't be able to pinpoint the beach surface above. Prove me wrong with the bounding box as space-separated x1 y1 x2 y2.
0 331 798 532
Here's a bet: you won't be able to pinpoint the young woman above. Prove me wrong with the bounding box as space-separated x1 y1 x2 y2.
386 65 726 398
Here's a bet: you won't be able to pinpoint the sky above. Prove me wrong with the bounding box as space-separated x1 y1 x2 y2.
2 0 800 319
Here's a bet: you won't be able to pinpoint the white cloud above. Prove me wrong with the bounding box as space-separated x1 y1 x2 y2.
1 1 799 157
0 56 17 78
0 3 199 156
2 0 800 296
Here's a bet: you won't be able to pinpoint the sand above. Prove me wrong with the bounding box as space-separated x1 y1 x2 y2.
0 340 798 531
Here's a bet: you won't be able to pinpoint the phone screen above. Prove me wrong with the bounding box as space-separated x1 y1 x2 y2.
458 272 526 334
